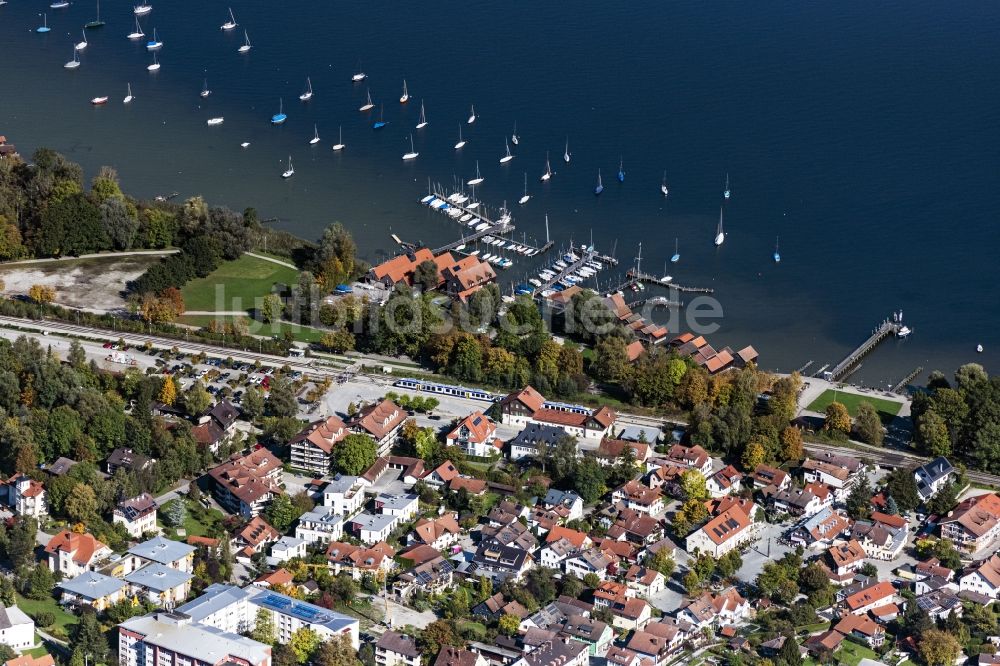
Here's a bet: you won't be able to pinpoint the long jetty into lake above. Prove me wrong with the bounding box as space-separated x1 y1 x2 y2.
624 269 714 294
826 316 901 381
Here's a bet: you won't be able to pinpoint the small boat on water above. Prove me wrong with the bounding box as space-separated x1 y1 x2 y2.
91 96 108 105
37 14 51 33
402 134 418 161
299 77 313 101
84 0 104 28
977 344 984 353
467 104 476 124
331 125 345 151
540 152 553 181
281 156 294 179
671 237 680 263
564 137 571 163
373 104 388 129
351 60 366 82
468 161 484 186
238 30 251 53
399 80 409 104
50 1 69 8
65 48 81 69
511 122 519 145
240 141 250 148
499 137 514 164
617 157 625 183
271 98 287 124
773 236 781 263
207 117 224 126
358 89 374 112
714 206 725 246
127 17 145 39
220 7 237 30
200 78 211 98
75 29 88 50
594 169 604 195
519 173 530 205
123 83 134 104
146 28 162 50
134 2 151 16
723 173 731 200
147 51 160 71
455 125 466 150
416 101 427 129
309 124 320 145
661 171 669 196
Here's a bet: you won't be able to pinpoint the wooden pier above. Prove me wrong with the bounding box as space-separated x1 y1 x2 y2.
892 366 923 394
627 296 682 309
624 270 714 294
826 316 901 381
535 250 599 294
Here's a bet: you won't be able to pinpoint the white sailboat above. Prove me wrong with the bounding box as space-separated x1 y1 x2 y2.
309 124 320 145
75 29 88 51
399 80 409 104
64 48 81 69
518 173 530 205
511 122 519 145
671 238 680 263
773 236 781 263
200 78 211 98
402 134 418 161
134 2 151 15
563 137 571 163
207 117 224 125
723 173 731 200
499 137 514 164
238 30 251 53
714 206 725 246
467 104 476 124
454 125 466 150
50 1 69 8
147 51 160 71
281 156 294 178
299 77 313 101
415 100 427 129
661 171 669 196
127 17 145 39
331 126 345 151
468 161 484 185
220 7 237 30
358 89 374 112
540 151 553 181
123 82 134 103
351 60 366 82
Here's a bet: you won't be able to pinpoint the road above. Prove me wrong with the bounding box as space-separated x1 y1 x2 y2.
0 249 177 267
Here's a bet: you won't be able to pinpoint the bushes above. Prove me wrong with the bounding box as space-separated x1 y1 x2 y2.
33 611 56 628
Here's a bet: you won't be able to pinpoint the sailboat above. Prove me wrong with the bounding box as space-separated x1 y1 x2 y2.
207 117 224 125
467 104 476 124
146 28 162 50
237 30 251 53
64 48 81 69
402 134 418 161
90 95 109 105
127 17 145 39
540 152 553 181
200 78 211 98
563 137 571 163
134 2 151 16
399 80 409 104
499 137 514 164
372 104 388 129
75 29 88 50
84 0 104 28
660 262 673 284
37 14 51 33
309 124 320 145
518 173 530 205
511 122 519 146
123 84 134 104
468 161 484 186
773 236 781 263
358 89 374 112
617 157 625 183
299 77 313 101
220 7 237 30
281 156 294 179
723 173 731 200
714 206 725 246
351 60 366 82
454 125 466 150
331 126 345 151
671 238 680 263
271 98 287 124
415 101 427 129
147 51 160 71
661 171 669 196
50 1 69 8
594 169 604 195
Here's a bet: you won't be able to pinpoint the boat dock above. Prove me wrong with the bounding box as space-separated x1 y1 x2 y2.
627 296 682 309
892 366 923 394
826 316 901 381
535 248 599 293
624 270 714 294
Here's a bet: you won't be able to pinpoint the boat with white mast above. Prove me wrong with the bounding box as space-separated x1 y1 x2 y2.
499 138 514 164
671 238 680 263
358 89 374 112
723 173 731 200
134 2 151 16
714 207 725 245
415 101 427 129
661 171 669 196
372 104 388 130
146 27 162 50
399 80 409 104
351 60 366 82
220 7 237 30
64 48 81 69
238 30 251 53
564 137 571 163
454 125 466 149
37 14 51 33
773 236 780 263
331 126 345 151
123 83 134 104
127 17 145 39
147 51 160 71
518 173 530 205
467 104 476 124
540 152 553 181
468 161 484 186
281 156 294 179
299 77 313 101
271 98 287 124
75 29 88 51
511 122 519 145
309 124 320 145
402 134 418 161
594 169 603 195
200 78 211 98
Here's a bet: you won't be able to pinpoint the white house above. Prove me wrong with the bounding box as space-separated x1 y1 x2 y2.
542 489 584 522
375 493 419 521
2 474 47 519
960 553 1000 600
0 604 34 651
45 530 112 579
914 457 957 501
445 412 500 458
323 474 366 517
113 494 159 539
375 631 421 666
685 504 755 558
268 537 307 566
295 507 346 545
350 513 398 545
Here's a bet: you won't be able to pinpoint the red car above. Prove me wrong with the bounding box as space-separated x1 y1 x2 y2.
103 342 112 349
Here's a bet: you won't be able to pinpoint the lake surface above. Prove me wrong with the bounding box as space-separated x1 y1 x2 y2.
2 0 998 386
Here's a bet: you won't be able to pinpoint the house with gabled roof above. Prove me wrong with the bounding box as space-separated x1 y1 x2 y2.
409 513 461 550
595 439 650 467
851 512 909 560
326 540 396 580
191 400 240 454
113 493 158 539
960 553 1000 600
825 539 868 585
789 507 853 547
348 399 406 456
231 516 280 561
665 444 713 476
624 565 665 598
45 530 112 579
686 502 756 558
612 480 664 516
940 492 1000 554
915 456 956 501
446 411 500 458
2 474 47 518
208 448 283 518
498 386 616 441
558 614 614 656
840 580 897 616
677 588 750 629
289 415 348 476
707 465 743 498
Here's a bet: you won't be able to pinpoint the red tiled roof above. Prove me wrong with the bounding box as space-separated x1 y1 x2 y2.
351 399 405 440
44 530 107 566
237 516 280 547
501 386 546 413
449 477 487 494
290 416 348 454
446 411 495 445
545 525 589 548
844 581 895 611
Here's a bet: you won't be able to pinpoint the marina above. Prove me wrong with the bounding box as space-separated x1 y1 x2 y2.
825 314 906 381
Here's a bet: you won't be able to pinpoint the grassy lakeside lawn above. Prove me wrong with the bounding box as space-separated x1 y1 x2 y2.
177 314 327 343
833 640 879 666
15 593 77 640
806 388 904 419
180 254 299 312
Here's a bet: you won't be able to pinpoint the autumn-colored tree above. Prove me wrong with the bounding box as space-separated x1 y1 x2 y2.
498 613 520 637
780 426 804 462
680 469 708 501
741 440 766 471
261 293 284 324
823 401 851 435
28 284 56 304
140 292 183 324
918 629 962 666
158 376 178 406
320 330 355 353
162 287 185 315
